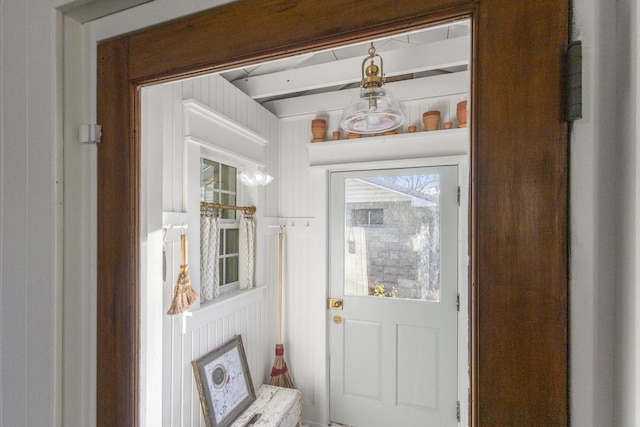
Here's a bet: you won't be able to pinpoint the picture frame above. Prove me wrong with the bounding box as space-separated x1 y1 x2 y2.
192 335 256 427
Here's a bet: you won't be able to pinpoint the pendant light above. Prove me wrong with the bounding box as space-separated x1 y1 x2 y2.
340 43 405 134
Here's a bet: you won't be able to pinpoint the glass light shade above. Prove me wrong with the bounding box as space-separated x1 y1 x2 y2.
340 87 405 134
237 170 273 187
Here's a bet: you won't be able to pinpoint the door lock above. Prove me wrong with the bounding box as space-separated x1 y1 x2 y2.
327 298 343 310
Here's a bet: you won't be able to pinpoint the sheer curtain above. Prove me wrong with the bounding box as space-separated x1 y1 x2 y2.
239 214 255 289
200 214 220 301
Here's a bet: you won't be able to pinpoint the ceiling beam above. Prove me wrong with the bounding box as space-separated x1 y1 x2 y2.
264 71 469 117
234 36 470 100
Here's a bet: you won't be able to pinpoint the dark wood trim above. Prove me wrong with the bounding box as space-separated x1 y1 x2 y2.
96 36 140 426
96 0 568 425
474 1 568 423
126 0 475 84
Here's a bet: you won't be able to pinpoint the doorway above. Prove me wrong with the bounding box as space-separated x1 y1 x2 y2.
95 1 569 425
328 166 459 426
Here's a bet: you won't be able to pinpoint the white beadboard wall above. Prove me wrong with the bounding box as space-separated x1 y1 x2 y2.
143 73 280 427
0 1 58 426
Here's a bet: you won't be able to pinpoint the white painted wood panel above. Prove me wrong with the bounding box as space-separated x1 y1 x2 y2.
397 326 438 409
60 14 97 427
144 72 279 427
344 320 382 399
1 1 58 426
236 38 469 100
167 290 267 427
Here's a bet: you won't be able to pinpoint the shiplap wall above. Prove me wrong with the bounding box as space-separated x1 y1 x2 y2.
143 73 280 427
0 1 58 426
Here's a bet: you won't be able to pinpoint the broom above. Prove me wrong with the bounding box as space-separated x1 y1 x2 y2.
167 232 199 315
269 226 295 388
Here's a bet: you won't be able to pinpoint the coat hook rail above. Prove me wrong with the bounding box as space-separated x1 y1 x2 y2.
200 202 256 215
163 223 188 230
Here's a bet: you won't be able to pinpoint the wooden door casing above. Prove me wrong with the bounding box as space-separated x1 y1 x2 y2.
96 0 568 425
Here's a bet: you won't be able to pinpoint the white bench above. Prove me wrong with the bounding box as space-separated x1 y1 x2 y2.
232 384 302 427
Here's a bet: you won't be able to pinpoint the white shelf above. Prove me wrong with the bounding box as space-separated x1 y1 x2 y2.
307 127 469 168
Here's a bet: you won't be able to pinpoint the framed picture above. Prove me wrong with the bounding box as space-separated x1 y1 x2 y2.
192 335 256 427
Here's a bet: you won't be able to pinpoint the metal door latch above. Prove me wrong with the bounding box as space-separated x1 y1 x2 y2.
327 298 343 310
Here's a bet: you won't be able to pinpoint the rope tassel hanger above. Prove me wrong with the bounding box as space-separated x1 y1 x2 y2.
167 230 199 315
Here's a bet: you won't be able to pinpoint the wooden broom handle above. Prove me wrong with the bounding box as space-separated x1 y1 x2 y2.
180 233 187 271
277 229 283 344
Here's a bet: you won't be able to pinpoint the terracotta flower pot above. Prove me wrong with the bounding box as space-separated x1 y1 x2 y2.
456 101 467 128
333 131 341 140
311 119 326 140
311 127 325 140
408 125 417 133
423 110 440 131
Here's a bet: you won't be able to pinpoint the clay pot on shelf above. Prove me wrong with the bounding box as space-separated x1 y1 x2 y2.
456 101 468 128
443 121 453 129
423 110 440 131
382 130 397 136
347 132 361 139
408 125 417 133
333 131 341 140
311 119 327 141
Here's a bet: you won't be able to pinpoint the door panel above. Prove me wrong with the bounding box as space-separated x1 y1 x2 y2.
344 320 382 399
397 325 438 409
329 166 458 427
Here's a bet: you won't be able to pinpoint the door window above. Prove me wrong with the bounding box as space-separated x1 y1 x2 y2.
343 173 442 301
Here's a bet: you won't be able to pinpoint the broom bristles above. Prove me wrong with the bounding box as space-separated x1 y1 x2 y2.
167 267 199 315
269 344 295 388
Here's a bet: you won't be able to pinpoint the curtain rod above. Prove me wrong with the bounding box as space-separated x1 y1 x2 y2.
200 201 256 215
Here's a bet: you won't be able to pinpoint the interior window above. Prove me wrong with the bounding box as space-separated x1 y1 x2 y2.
201 158 240 288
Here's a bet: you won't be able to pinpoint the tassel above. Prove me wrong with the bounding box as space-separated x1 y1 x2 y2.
167 233 199 315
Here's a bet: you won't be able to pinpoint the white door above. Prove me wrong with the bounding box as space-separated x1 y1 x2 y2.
329 166 459 427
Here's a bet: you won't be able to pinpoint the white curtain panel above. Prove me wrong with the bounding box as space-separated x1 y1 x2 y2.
200 215 220 301
239 215 256 289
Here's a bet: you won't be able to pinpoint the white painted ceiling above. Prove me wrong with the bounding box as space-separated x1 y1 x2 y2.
220 20 471 112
